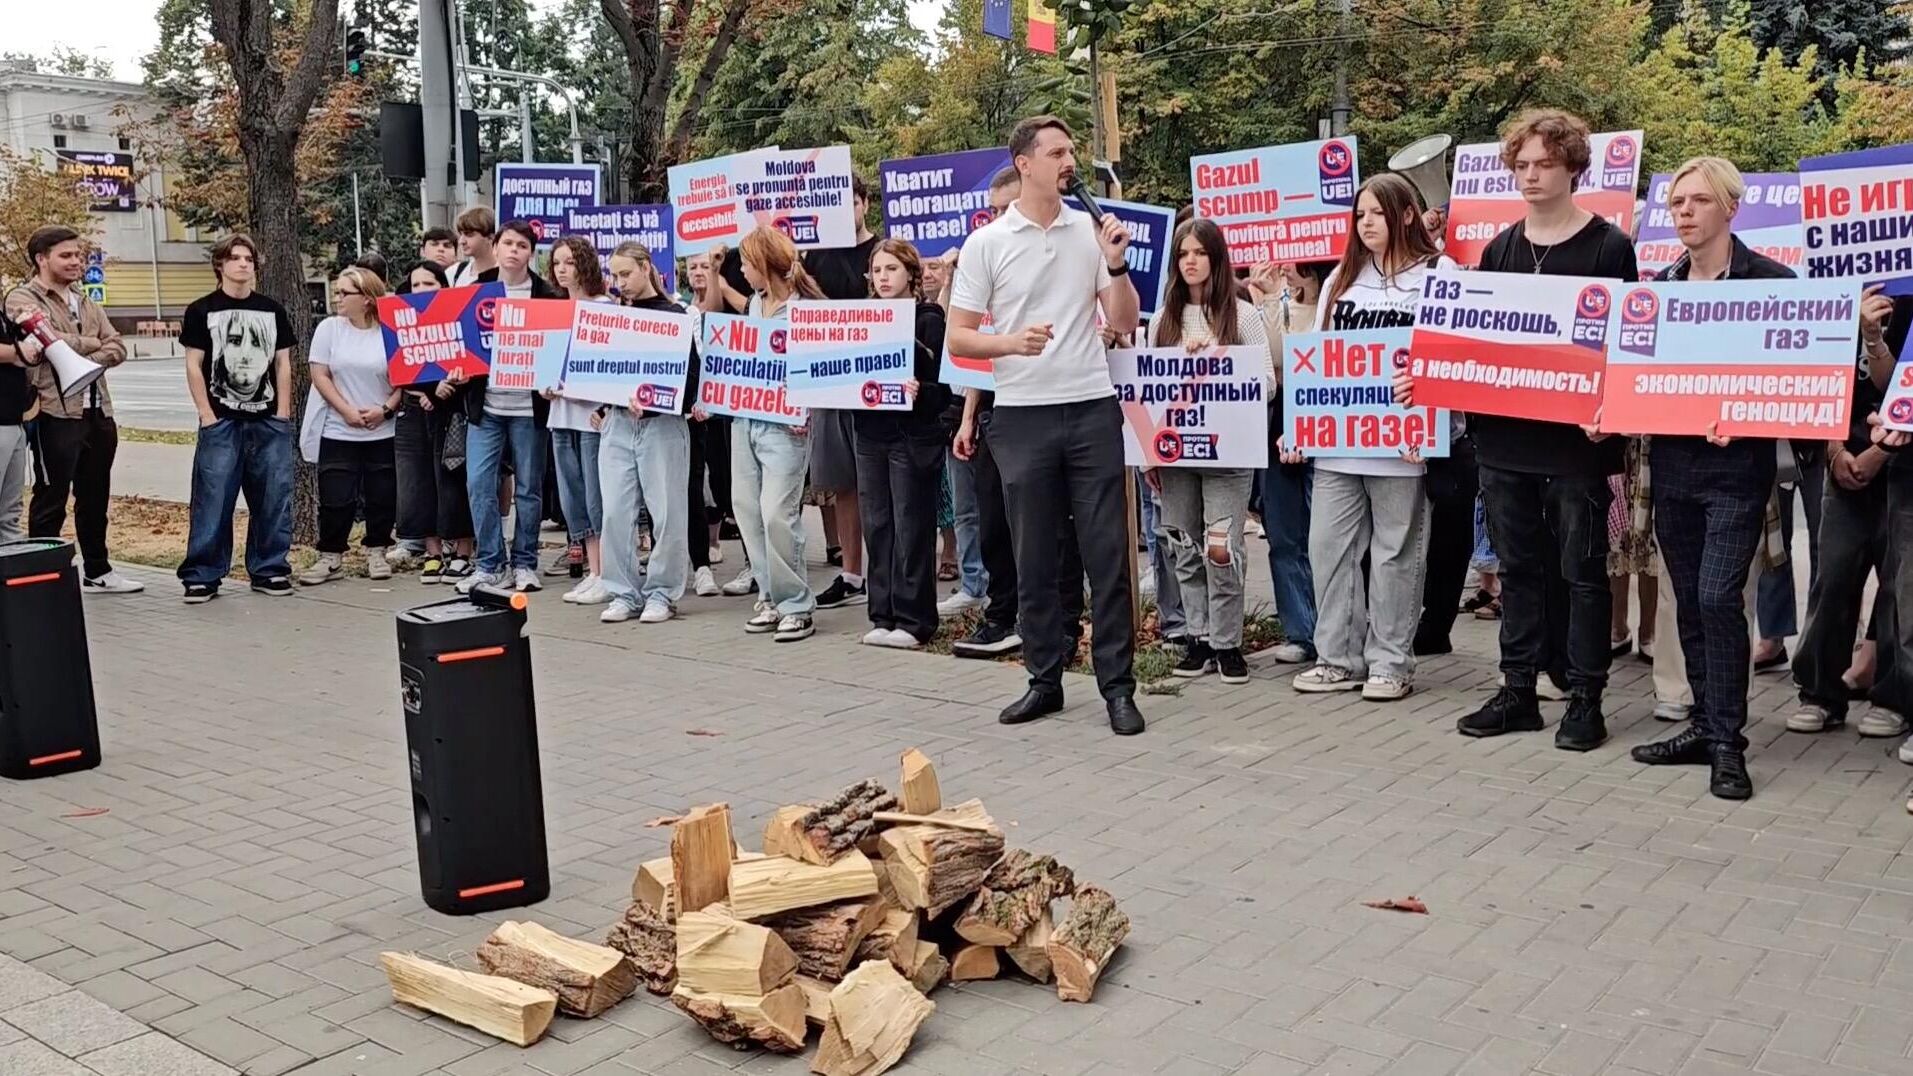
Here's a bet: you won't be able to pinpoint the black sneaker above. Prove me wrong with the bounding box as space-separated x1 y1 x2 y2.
442 558 474 581
418 557 444 584
1710 747 1753 800
826 545 844 568
953 622 1022 657
1555 693 1608 752
182 583 219 604
1173 641 1215 678
1457 686 1544 737
816 576 867 609
1215 647 1250 684
249 577 291 597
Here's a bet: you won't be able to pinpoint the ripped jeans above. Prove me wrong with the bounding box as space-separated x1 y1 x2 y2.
1156 467 1254 649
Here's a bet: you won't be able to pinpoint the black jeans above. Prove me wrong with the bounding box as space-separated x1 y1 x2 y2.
316 437 397 553
394 404 472 542
990 398 1134 700
1652 438 1774 751
856 432 945 641
1478 463 1614 694
974 409 1085 635
1417 433 1479 651
686 417 711 571
1794 476 1889 717
1876 479 1913 720
29 410 117 578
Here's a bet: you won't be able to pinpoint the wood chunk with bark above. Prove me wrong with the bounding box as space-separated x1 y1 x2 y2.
671 804 737 915
671 982 806 1052
1003 905 1054 983
380 952 556 1047
877 817 1005 920
604 900 677 995
728 851 881 921
811 960 935 1076
792 780 896 865
763 804 820 864
853 909 919 974
1047 886 1130 1002
632 856 676 921
674 910 798 996
898 749 940 814
475 921 636 1019
904 940 947 995
954 849 1075 946
949 944 999 981
764 898 886 980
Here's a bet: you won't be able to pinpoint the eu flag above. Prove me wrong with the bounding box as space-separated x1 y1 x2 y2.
983 0 1013 40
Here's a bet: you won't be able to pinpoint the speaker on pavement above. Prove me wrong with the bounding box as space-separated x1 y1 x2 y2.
396 588 549 915
0 539 101 780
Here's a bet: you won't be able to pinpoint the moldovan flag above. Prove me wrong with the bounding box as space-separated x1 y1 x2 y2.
1028 0 1058 53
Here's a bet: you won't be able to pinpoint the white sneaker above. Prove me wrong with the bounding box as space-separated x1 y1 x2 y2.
745 601 780 633
1361 675 1412 701
571 577 612 605
1293 664 1362 693
774 613 815 642
297 553 343 586
367 550 394 580
1655 700 1692 723
709 545 725 565
600 599 640 623
861 627 891 646
937 590 985 617
1859 708 1910 738
875 628 921 650
81 569 146 594
721 567 758 596
1536 679 1570 702
693 565 721 597
1271 643 1311 665
1899 739 1913 766
561 574 598 603
1786 703 1837 733
639 597 675 624
513 567 542 593
456 570 508 595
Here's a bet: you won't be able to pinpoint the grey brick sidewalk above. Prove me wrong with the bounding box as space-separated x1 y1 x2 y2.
3 553 1911 1075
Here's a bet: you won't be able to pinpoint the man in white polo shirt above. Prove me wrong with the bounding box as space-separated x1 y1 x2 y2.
949 115 1145 735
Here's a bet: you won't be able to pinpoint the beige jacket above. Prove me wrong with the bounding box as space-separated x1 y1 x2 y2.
4 279 123 419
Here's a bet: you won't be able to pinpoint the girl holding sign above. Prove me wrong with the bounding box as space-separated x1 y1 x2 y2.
545 237 610 606
853 239 951 649
699 228 824 643
1285 173 1453 702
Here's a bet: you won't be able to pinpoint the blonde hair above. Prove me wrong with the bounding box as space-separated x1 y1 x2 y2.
336 265 389 301
739 228 825 300
1669 156 1745 209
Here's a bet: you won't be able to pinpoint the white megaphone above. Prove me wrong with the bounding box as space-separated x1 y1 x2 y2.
15 308 105 398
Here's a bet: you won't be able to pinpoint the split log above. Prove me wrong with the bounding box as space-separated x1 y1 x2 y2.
379 952 556 1047
674 910 798 996
898 749 940 814
475 921 636 1018
877 817 1005 919
671 983 806 1053
763 804 820 863
949 944 999 982
795 973 834 1026
764 897 886 980
1003 905 1054 983
728 851 880 921
672 804 738 915
954 850 1076 945
792 780 896 865
811 960 935 1076
1048 886 1129 1002
604 900 677 995
632 856 676 920
853 909 919 974
904 940 947 995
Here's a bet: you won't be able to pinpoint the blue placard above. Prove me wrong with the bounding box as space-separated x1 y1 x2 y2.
878 148 1013 257
1065 196 1176 320
495 162 601 247
564 203 676 295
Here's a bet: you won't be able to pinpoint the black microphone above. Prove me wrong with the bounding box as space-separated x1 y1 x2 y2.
1067 174 1106 225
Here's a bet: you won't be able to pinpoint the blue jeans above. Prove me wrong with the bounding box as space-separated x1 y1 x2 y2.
732 418 813 615
1260 463 1317 654
1142 474 1184 636
1471 495 1499 573
551 428 603 542
179 417 294 587
947 451 987 599
1757 464 1825 640
466 413 546 574
599 411 690 608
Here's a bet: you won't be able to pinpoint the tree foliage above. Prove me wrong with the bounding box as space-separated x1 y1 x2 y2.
0 147 96 290
0 48 119 79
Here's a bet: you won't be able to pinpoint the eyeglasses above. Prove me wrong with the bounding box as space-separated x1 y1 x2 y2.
335 289 363 298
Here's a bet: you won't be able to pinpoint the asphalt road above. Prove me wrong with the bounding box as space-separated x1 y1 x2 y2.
100 354 199 431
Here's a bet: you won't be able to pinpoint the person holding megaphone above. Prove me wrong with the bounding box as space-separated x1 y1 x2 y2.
4 226 141 594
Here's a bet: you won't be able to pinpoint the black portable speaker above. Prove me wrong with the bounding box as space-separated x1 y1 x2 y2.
396 591 549 915
0 540 101 780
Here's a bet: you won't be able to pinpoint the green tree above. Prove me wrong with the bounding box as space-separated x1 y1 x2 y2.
1 48 118 79
0 147 96 289
1748 0 1909 84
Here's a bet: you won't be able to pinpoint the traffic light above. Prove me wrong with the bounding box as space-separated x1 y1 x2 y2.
346 28 369 77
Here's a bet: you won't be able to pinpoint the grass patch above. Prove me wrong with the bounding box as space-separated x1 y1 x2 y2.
925 599 1285 692
118 427 198 446
69 496 394 581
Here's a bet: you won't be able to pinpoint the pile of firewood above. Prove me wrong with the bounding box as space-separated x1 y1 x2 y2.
377 748 1128 1075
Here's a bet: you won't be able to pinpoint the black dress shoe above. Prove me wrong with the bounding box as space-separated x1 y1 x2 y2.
998 687 1065 725
1631 726 1711 766
1709 746 1753 800
1107 696 1145 736
1555 694 1608 752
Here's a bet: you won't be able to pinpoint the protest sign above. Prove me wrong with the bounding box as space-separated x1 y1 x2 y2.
1063 195 1176 318
491 299 576 394
878 147 1011 256
1283 328 1450 458
698 313 806 427
786 299 915 410
496 163 600 245
379 283 505 386
1108 347 1269 468
1406 269 1612 425
564 203 676 294
668 148 775 256
938 313 994 391
1884 336 1913 433
561 303 698 413
1800 142 1913 293
1188 137 1360 267
1634 172 1803 280
1600 279 1857 439
669 146 857 254
1445 130 1643 266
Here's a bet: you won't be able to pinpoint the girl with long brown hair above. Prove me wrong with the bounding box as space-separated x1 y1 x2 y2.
545 236 611 605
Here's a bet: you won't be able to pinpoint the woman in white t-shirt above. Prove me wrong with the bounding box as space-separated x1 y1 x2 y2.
1286 173 1455 700
1146 218 1271 685
299 266 402 585
545 237 610 605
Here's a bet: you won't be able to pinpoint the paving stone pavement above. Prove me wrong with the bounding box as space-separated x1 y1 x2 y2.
4 547 1913 1076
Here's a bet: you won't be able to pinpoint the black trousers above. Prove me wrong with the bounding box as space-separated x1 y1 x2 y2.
394 404 472 542
1876 480 1913 719
1479 463 1614 694
703 416 734 529
686 418 711 571
1417 433 1479 651
317 437 397 553
991 398 1134 700
1794 476 1889 717
29 410 117 579
974 409 1085 635
1652 438 1773 751
856 432 945 641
